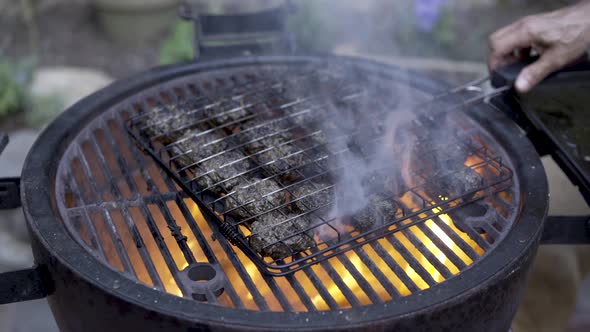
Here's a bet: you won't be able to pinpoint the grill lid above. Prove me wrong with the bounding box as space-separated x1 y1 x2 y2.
54 58 521 313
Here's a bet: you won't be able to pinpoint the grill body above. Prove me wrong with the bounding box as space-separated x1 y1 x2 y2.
31 232 538 332
20 56 548 331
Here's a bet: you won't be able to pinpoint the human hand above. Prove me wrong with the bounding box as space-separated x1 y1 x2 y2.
488 1 590 93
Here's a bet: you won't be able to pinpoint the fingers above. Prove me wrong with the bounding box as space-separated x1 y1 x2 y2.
515 49 565 92
488 18 535 70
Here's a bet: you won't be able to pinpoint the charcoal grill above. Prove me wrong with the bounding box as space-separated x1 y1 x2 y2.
0 56 555 331
123 61 515 277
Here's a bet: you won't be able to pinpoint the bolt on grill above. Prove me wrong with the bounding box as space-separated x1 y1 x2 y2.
55 63 519 311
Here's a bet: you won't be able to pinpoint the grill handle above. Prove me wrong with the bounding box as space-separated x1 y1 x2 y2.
0 133 21 209
0 133 53 303
541 215 590 245
491 53 590 88
0 266 52 304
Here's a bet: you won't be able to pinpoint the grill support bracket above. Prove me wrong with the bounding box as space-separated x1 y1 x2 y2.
541 215 590 244
0 265 53 304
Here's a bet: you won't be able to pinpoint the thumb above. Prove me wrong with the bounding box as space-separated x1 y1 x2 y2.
515 50 565 93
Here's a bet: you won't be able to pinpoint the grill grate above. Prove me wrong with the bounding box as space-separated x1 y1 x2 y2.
125 65 514 276
55 62 520 310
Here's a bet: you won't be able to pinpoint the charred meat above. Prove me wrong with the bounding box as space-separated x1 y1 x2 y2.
143 105 250 192
240 121 308 178
249 212 314 259
223 178 285 220
353 194 399 232
291 181 333 213
194 149 252 191
202 99 251 125
434 166 483 198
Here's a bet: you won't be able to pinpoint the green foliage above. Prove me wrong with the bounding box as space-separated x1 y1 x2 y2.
287 1 336 53
159 21 195 65
0 56 35 117
433 9 455 46
25 94 64 127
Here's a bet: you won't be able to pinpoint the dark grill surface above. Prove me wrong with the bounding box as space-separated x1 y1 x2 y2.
55 62 520 312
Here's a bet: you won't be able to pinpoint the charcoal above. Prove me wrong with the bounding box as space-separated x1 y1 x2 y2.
353 194 399 232
223 178 285 220
292 182 333 213
249 212 314 259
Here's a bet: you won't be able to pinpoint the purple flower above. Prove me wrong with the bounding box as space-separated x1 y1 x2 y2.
414 0 448 32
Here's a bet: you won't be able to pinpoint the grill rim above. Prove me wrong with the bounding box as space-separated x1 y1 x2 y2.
21 55 548 329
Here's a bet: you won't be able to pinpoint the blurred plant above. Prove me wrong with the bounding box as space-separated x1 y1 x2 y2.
159 21 195 65
431 7 455 47
414 0 447 33
25 94 64 127
0 56 36 118
287 0 338 53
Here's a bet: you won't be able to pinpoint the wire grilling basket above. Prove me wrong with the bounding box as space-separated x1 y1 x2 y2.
126 64 514 276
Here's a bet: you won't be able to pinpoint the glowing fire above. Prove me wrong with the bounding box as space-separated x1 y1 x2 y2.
90 173 486 312
73 125 490 312
161 198 483 311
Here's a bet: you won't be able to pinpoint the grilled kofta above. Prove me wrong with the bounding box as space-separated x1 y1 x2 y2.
249 212 314 259
353 194 399 232
223 177 285 221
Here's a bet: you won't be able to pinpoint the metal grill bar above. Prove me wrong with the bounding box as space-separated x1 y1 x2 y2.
284 274 317 311
317 258 362 307
146 84 351 311
106 143 191 297
368 240 422 293
336 255 383 304
172 197 245 308
64 174 107 259
125 67 515 276
432 216 480 260
85 134 145 276
353 247 403 298
113 113 249 307
417 223 468 270
383 234 438 287
69 144 167 290
56 63 522 313
299 265 339 309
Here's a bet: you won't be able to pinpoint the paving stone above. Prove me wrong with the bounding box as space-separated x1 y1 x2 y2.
30 66 113 109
